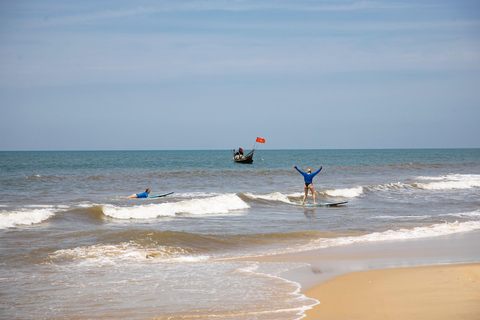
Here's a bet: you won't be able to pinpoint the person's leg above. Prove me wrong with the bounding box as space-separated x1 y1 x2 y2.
126 194 138 198
303 185 308 202
309 185 316 203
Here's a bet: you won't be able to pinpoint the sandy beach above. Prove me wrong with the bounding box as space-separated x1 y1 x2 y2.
297 230 480 320
304 263 480 320
251 230 480 319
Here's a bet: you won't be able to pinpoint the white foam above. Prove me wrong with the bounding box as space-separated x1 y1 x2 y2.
174 192 222 198
302 220 480 252
372 215 432 220
286 192 306 198
413 174 480 190
78 202 100 208
415 176 445 181
0 209 55 229
51 243 210 265
103 194 249 220
168 255 210 263
245 192 292 203
370 182 410 192
23 204 71 212
414 180 480 190
416 174 480 181
25 204 56 208
24 174 41 178
324 186 363 198
231 261 319 320
52 244 146 265
447 209 480 219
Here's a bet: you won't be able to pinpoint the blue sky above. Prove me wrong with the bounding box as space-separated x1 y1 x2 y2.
1 0 479 150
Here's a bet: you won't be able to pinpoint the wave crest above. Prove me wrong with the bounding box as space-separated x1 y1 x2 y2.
413 174 480 190
103 194 249 220
323 186 363 198
244 192 291 203
0 209 55 229
302 220 480 252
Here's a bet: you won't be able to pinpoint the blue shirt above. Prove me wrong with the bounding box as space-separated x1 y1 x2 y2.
136 192 149 198
295 167 322 184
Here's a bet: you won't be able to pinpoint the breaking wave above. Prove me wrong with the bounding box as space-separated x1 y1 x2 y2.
361 173 480 194
103 194 249 219
0 209 55 229
412 174 480 190
244 192 292 203
297 219 480 253
50 242 210 265
49 217 480 265
323 186 363 198
244 177 471 201
244 186 362 204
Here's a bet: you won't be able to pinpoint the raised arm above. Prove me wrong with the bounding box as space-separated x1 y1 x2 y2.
293 165 305 175
311 166 323 177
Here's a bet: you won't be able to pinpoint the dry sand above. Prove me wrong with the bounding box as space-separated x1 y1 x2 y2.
304 263 480 320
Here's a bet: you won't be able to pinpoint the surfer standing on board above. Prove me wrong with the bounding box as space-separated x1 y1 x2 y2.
293 166 322 204
121 188 150 198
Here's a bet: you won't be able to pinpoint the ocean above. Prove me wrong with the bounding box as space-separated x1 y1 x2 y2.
1 149 479 319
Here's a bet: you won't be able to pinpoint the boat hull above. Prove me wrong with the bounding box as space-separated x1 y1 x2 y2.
233 150 254 163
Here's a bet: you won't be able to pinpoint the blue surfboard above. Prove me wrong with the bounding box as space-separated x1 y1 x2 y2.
149 192 174 198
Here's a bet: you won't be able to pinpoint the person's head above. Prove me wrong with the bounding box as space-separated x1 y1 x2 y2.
307 168 312 174
146 189 151 193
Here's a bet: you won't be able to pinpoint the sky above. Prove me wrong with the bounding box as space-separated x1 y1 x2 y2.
1 0 479 150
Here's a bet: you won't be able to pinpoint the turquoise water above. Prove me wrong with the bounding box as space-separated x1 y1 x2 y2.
1 149 479 319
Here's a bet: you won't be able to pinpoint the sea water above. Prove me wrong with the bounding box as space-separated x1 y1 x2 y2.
1 149 479 319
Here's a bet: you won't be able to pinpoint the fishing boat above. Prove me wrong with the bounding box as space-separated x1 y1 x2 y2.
232 137 265 164
232 149 254 163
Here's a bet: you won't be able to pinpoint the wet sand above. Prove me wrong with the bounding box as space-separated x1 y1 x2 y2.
304 263 480 320
246 230 480 319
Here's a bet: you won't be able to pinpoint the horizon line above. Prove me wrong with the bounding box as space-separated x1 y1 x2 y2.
1 147 479 152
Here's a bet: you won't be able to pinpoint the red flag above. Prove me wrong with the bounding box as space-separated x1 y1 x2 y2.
256 137 265 143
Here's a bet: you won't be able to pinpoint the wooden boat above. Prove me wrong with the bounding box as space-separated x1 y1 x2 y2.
232 149 254 163
232 137 264 164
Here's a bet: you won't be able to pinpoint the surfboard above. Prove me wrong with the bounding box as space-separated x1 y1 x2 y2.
293 201 348 206
149 192 174 198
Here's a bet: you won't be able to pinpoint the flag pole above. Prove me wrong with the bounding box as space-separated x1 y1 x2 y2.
252 137 264 152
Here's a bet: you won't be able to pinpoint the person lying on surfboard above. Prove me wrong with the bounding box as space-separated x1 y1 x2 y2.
293 165 322 204
121 188 150 198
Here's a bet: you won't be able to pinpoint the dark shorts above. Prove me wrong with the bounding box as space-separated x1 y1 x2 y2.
305 182 312 187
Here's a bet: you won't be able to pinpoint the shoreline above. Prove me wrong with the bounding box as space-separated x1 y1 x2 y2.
245 230 480 319
295 230 480 319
